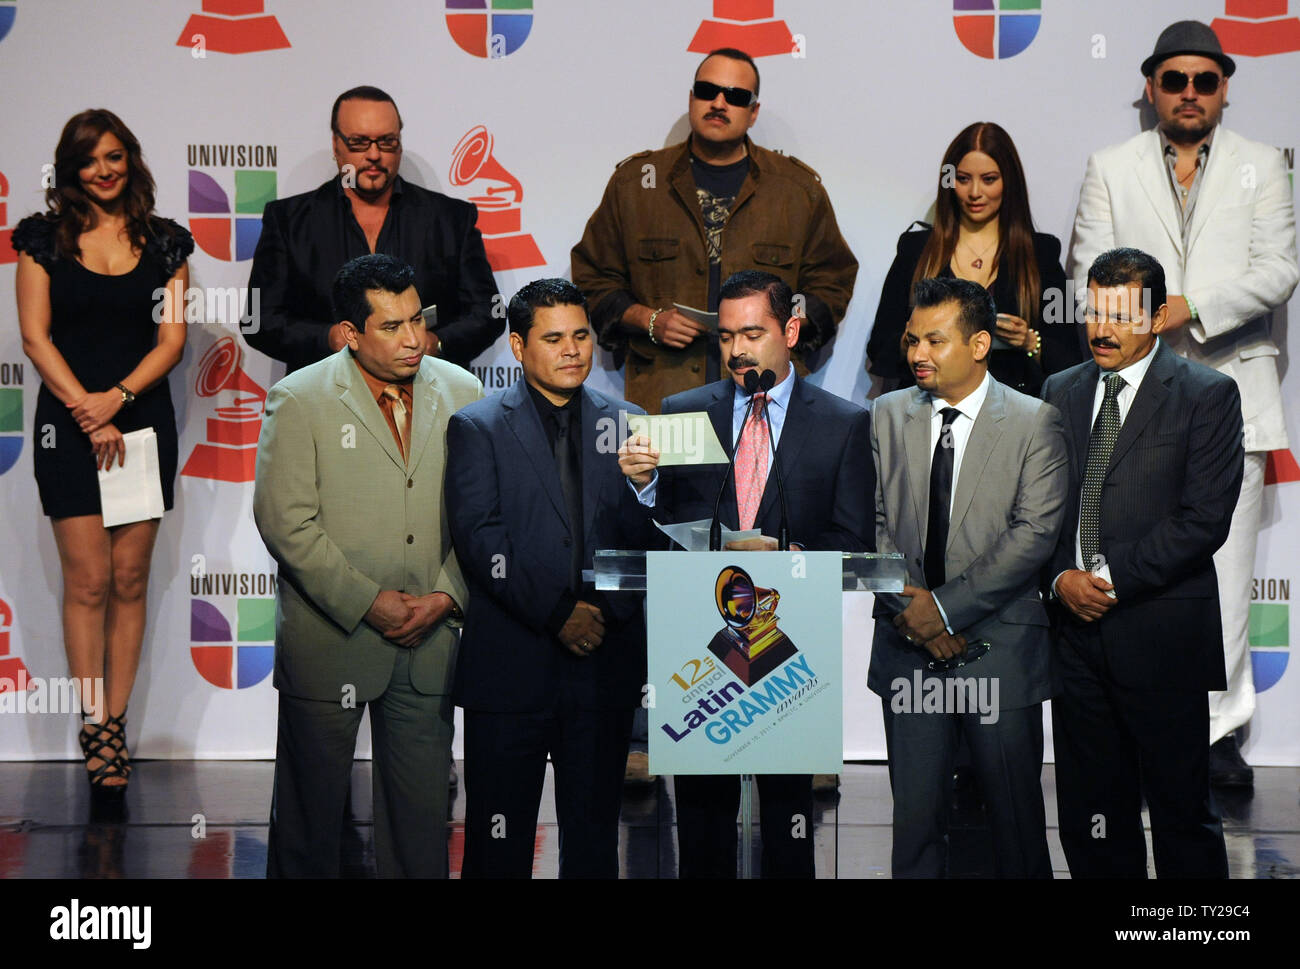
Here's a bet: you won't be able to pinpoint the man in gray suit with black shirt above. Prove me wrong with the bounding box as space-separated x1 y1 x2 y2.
868 277 1068 878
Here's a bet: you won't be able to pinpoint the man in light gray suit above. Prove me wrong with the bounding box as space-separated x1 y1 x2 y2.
253 254 483 877
867 277 1068 878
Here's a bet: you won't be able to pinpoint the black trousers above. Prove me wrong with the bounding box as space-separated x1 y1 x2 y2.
267 650 454 878
881 698 1051 879
673 774 814 878
462 690 634 879
1054 622 1228 878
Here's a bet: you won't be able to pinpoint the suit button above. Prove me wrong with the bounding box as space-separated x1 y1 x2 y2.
563 538 572 547
407 478 414 488
406 535 414 544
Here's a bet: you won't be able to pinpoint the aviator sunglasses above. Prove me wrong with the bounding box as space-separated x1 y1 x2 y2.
1157 69 1223 95
691 80 757 108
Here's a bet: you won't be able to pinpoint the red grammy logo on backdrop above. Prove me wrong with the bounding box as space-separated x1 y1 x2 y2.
181 336 266 483
0 598 31 691
0 170 17 265
449 125 545 272
688 0 794 57
177 0 290 55
1212 0 1300 56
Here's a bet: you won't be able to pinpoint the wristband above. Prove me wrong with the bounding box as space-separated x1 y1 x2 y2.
1185 296 1199 321
1026 330 1042 359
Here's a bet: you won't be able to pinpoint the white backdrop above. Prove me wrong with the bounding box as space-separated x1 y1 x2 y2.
1 0 1297 764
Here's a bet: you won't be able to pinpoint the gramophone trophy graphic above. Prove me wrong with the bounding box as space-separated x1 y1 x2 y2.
1212 0 1300 56
181 336 267 483
688 0 794 57
449 125 545 272
707 565 798 686
177 0 290 55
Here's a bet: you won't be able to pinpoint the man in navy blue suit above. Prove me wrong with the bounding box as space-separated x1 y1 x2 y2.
620 269 874 877
446 278 653 878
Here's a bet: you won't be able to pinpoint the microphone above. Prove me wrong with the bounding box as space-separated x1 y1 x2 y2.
756 370 791 551
709 370 762 551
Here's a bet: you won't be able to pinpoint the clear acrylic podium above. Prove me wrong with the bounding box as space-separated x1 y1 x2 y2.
589 550 906 879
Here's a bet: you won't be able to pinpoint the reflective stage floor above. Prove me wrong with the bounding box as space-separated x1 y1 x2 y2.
0 761 1295 878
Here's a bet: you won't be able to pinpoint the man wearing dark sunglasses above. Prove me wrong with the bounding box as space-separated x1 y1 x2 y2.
246 85 503 373
1068 20 1298 796
572 47 858 416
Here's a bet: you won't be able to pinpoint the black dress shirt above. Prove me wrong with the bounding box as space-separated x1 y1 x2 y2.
245 175 502 372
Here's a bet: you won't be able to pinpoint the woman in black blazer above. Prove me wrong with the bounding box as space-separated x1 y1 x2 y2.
866 122 1082 397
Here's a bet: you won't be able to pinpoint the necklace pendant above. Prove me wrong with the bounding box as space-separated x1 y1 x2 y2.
972 258 983 269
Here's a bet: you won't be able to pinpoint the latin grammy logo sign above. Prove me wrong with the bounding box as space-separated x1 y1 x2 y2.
449 125 545 271
176 0 290 55
181 336 266 483
0 170 17 264
708 565 798 685
0 598 31 689
1212 0 1300 56
688 0 794 57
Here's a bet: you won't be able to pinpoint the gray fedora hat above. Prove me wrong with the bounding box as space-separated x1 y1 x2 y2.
1141 20 1236 77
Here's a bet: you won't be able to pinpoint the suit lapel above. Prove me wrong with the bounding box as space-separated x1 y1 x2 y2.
756 377 812 526
580 387 609 544
1107 343 1173 474
405 361 440 476
502 378 569 524
1186 130 1236 255
333 352 406 473
706 382 739 528
946 379 1006 547
902 388 933 544
1134 132 1184 260
1064 363 1100 480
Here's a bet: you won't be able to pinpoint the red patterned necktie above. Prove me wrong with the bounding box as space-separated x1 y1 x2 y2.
734 393 769 530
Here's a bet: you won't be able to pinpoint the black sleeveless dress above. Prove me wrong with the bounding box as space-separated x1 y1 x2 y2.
11 215 194 519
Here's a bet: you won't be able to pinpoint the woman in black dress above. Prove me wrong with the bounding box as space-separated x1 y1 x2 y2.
866 121 1083 397
13 109 191 798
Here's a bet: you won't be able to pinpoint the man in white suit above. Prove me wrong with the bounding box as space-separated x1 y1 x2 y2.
1067 20 1299 788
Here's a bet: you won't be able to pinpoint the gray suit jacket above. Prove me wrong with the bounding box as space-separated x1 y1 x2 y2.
253 348 484 703
866 376 1069 710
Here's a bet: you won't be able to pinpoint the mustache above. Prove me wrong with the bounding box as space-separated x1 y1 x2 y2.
729 354 758 370
1091 339 1120 349
705 111 729 122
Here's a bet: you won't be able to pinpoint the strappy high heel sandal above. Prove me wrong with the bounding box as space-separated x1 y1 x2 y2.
78 708 132 792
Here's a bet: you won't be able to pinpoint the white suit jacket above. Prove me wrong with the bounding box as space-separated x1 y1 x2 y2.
1068 126 1298 451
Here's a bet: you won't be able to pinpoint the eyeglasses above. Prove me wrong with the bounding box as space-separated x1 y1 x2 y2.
335 132 402 153
926 639 991 673
691 80 757 108
1158 70 1222 95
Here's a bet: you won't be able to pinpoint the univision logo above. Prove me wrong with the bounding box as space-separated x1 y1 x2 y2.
954 0 1041 60
0 361 24 476
0 2 15 46
190 571 277 689
187 143 277 262
1249 576 1290 692
446 0 533 58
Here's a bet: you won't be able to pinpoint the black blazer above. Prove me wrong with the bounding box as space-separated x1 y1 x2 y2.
1042 343 1243 692
656 376 875 553
866 223 1081 396
245 176 502 371
446 380 654 713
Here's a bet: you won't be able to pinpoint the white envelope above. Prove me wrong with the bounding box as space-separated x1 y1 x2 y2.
97 428 165 528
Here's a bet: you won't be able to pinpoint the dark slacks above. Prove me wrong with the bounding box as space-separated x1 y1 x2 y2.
462 688 634 879
1054 622 1228 878
267 649 454 878
673 774 815 878
881 699 1051 879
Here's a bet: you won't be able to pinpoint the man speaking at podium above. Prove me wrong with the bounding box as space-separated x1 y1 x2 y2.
619 269 873 878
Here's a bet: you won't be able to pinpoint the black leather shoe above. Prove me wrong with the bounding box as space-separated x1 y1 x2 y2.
1209 735 1254 789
